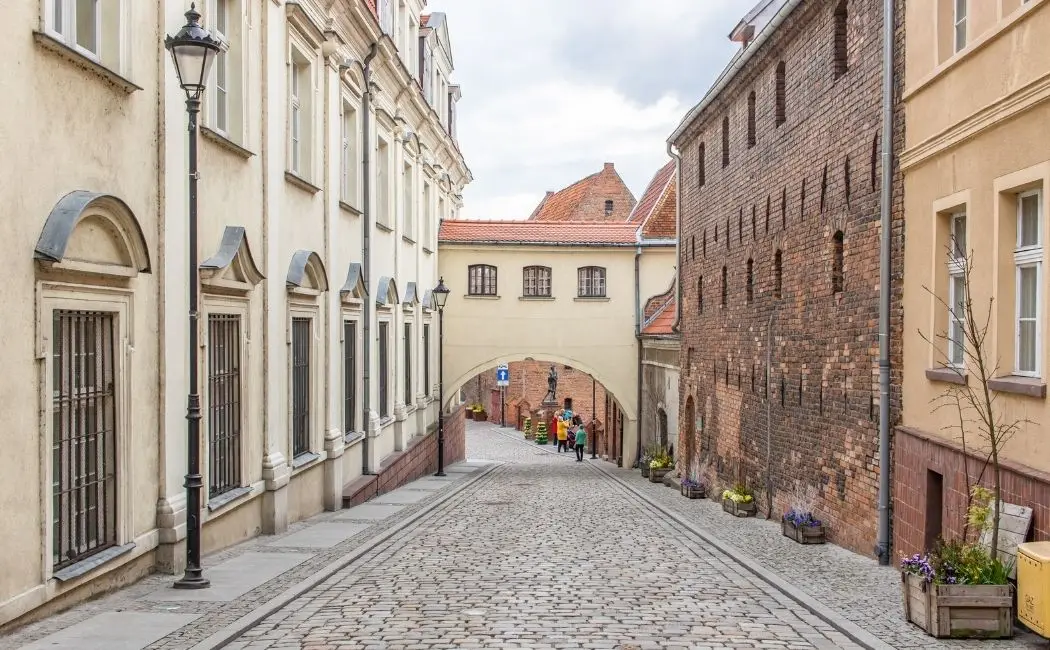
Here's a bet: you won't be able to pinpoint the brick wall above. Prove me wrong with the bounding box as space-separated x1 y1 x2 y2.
894 426 1050 558
460 361 608 428
674 0 906 556
343 404 467 507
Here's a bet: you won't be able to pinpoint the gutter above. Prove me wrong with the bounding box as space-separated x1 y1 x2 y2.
666 143 683 333
437 240 673 249
361 42 379 475
667 0 804 145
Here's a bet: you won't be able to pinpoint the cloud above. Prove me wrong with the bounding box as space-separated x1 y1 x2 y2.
425 0 741 220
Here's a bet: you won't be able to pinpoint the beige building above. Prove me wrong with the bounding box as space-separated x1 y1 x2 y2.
897 0 1050 555
1 0 469 626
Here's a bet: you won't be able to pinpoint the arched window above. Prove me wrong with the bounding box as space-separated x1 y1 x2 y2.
604 199 614 217
468 264 497 296
774 249 783 298
523 265 552 297
834 0 848 78
722 116 730 167
698 276 704 313
832 231 844 293
775 61 787 126
747 91 756 147
844 156 851 206
577 266 606 298
690 235 696 260
721 266 728 307
698 143 706 187
781 187 787 229
820 164 828 212
703 229 707 257
746 258 754 303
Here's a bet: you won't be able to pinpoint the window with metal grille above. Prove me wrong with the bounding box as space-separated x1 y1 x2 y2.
52 310 117 571
378 321 389 418
467 264 497 296
577 266 606 298
423 323 430 397
343 321 357 434
404 323 412 405
523 266 552 297
208 314 241 497
291 318 311 457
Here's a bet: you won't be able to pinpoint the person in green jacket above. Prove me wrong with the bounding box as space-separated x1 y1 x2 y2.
573 420 587 462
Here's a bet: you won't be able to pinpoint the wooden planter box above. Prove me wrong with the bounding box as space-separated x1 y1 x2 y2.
901 572 1014 639
649 467 671 483
473 411 488 422
722 497 757 517
782 519 826 544
681 484 706 499
640 465 651 478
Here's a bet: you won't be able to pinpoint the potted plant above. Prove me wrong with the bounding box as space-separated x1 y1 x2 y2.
523 417 533 440
681 477 706 499
534 421 548 445
782 510 826 544
648 449 673 483
721 484 756 517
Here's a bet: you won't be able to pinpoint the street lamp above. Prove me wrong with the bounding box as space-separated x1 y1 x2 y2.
165 3 227 590
432 277 450 476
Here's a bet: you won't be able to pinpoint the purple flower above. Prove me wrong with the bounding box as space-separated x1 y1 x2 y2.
900 553 935 583
783 509 822 528
681 477 706 490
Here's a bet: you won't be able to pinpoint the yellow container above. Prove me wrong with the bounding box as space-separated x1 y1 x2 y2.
1017 541 1050 638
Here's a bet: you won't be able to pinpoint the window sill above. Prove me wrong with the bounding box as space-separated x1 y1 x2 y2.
464 294 499 300
33 31 142 94
925 367 967 385
284 171 321 195
339 201 362 216
207 485 253 512
344 431 366 447
988 375 1046 399
53 542 136 583
402 235 417 245
574 296 610 302
519 296 554 301
201 127 254 159
376 222 394 233
291 451 321 470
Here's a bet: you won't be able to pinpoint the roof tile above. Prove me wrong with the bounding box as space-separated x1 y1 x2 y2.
529 163 637 222
439 220 640 245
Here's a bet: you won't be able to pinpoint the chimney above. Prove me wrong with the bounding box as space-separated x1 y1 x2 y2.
604 162 615 171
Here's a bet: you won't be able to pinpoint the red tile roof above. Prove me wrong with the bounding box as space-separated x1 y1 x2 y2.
529 163 637 222
420 14 430 27
642 292 677 336
628 160 674 224
439 220 641 246
627 160 677 241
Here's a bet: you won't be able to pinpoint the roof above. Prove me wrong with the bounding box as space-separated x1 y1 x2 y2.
438 220 642 246
529 163 637 222
642 289 677 336
420 14 430 27
628 160 678 240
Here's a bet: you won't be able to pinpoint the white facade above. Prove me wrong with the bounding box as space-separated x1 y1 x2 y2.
0 0 468 626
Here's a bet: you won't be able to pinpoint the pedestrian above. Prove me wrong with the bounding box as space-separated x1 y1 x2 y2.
573 421 587 462
556 416 569 452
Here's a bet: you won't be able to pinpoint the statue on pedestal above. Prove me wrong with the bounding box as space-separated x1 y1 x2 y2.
542 365 558 404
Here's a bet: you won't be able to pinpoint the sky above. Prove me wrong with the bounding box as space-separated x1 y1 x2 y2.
424 0 743 220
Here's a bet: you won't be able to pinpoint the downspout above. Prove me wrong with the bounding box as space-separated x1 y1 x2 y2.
361 43 379 475
666 143 683 333
765 309 775 519
633 240 642 468
876 0 896 566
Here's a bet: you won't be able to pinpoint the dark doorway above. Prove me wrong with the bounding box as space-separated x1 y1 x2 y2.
658 408 668 448
924 469 944 551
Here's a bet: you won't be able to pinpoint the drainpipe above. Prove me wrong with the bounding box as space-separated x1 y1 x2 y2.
765 309 775 519
633 241 642 468
361 43 379 475
666 143 683 333
876 0 895 566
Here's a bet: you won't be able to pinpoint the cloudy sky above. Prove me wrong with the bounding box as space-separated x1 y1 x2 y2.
425 0 743 220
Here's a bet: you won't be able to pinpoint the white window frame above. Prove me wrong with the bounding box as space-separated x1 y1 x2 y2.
403 162 415 241
1014 190 1043 377
954 0 967 53
288 302 321 465
341 101 359 205
947 213 967 367
212 0 230 134
377 136 391 227
290 59 302 175
48 0 101 61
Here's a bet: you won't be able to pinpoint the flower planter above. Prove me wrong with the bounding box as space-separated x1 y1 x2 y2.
722 498 756 517
681 484 706 499
649 467 671 483
472 411 488 422
640 465 651 478
901 572 1013 639
782 519 826 544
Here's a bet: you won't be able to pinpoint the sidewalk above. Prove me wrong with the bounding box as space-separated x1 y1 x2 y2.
482 422 1045 649
0 460 494 650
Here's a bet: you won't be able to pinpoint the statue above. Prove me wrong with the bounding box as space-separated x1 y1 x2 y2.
543 365 558 404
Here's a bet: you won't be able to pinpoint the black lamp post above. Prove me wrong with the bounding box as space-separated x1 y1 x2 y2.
165 3 226 590
432 277 450 476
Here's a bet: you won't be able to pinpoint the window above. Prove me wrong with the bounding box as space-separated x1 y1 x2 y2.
954 0 967 52
404 323 412 405
775 62 787 126
523 266 552 297
423 323 431 398
52 310 117 570
698 143 706 187
378 321 390 418
947 214 967 366
578 266 607 298
1015 191 1042 375
377 138 391 226
698 276 704 313
721 266 728 307
289 51 312 177
403 163 415 240
722 116 730 167
48 0 118 66
341 104 358 204
774 250 783 298
213 0 229 132
747 91 756 147
291 317 311 457
832 231 844 293
379 0 393 33
604 200 614 217
746 258 754 303
468 264 497 296
343 321 357 434
422 182 432 249
834 0 848 77
208 314 242 497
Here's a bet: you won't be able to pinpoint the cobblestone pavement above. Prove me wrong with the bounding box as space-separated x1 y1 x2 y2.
226 423 863 650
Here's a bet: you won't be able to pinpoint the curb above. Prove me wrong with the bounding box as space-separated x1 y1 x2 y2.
191 462 502 650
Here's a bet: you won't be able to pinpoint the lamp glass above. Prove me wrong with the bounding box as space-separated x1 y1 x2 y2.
433 278 450 308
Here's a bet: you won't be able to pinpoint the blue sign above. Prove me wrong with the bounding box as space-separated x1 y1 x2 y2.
496 365 509 386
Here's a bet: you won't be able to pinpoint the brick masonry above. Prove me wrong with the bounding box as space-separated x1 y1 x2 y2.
343 404 466 507
893 426 1050 558
461 361 608 429
673 0 906 557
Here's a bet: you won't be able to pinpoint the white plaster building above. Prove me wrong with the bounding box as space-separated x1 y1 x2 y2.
0 0 469 626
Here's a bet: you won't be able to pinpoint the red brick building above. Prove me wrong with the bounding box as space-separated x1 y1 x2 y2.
670 0 905 556
529 162 637 222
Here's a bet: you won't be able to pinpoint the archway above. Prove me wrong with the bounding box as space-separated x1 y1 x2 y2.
658 407 668 449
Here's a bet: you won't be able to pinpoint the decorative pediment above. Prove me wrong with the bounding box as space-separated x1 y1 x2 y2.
422 289 434 312
199 226 265 295
376 276 399 307
340 262 367 303
285 0 326 48
286 250 329 294
402 281 419 309
35 190 151 280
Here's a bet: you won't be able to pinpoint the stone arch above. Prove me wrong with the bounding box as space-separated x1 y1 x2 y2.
34 190 151 278
286 250 329 292
199 226 264 295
